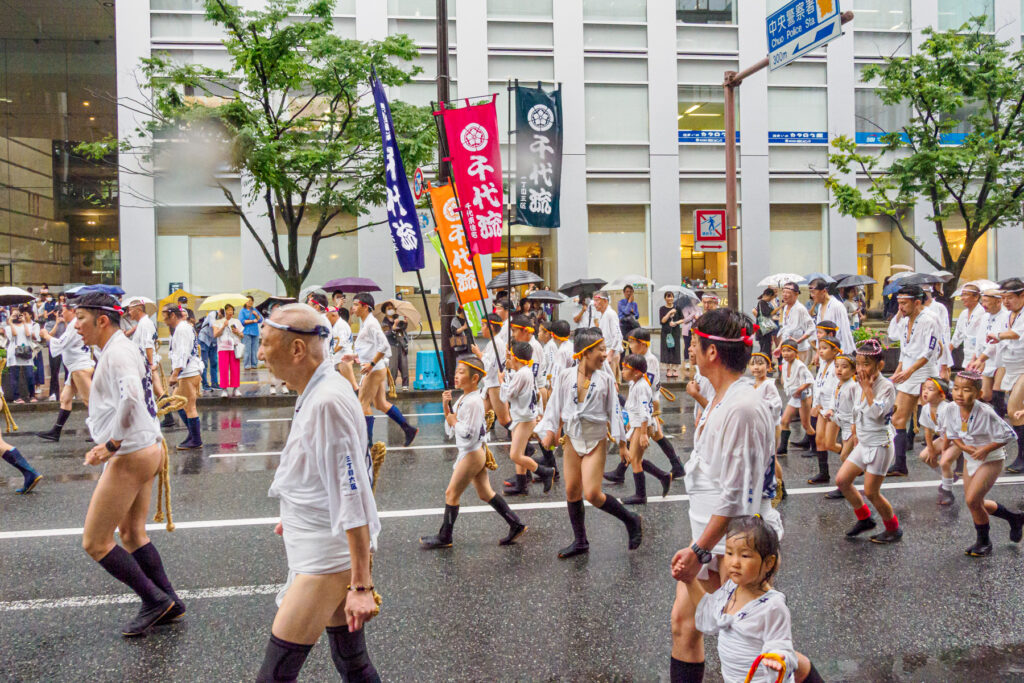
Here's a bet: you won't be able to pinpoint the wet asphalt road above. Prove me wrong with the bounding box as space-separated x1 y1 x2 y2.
3 393 1024 682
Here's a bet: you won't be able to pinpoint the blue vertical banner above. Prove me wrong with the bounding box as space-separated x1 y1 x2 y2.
370 69 424 272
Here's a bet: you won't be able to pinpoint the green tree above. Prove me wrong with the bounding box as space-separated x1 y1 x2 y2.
79 0 436 297
825 18 1024 297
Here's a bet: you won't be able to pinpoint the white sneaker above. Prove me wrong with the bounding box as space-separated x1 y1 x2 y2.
48 394 57 401
221 390 228 398
234 388 242 397
269 386 277 395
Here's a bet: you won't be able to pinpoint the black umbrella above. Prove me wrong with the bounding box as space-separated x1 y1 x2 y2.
486 269 544 290
831 273 855 284
837 274 876 287
896 273 943 287
257 296 298 314
525 289 569 305
0 287 35 306
558 278 607 299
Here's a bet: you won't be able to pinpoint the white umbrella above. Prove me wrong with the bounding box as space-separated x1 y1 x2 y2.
890 271 916 281
953 279 999 297
931 270 954 282
123 296 157 316
604 274 656 290
656 285 700 303
891 264 914 273
756 273 804 289
299 284 326 302
0 286 36 306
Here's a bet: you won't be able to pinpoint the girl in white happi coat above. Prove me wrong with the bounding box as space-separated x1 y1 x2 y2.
821 354 859 503
538 328 642 558
777 339 815 455
915 377 957 506
808 337 840 486
938 370 1024 557
682 516 802 683
834 340 903 544
499 341 555 496
617 354 673 505
749 353 785 502
420 356 527 549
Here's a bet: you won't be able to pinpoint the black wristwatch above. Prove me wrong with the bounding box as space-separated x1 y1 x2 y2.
105 440 121 454
691 542 713 565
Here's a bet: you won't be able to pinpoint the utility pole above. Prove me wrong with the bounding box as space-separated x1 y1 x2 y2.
436 0 456 386
722 9 854 311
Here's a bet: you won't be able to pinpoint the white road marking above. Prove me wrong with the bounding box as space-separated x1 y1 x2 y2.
0 584 284 613
4 476 1023 542
246 412 445 423
210 441 514 458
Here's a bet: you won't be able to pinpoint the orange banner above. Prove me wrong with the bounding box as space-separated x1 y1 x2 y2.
429 183 485 305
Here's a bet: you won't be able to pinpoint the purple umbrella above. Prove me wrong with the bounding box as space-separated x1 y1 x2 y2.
322 277 381 293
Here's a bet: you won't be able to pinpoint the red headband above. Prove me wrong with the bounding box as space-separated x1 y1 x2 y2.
692 323 759 347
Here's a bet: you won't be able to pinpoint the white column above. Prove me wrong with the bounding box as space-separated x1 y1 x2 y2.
826 17 858 276
738 2 770 306
239 174 279 293
553 0 588 314
993 0 1024 280
354 0 395 296
647 1 682 294
116 0 156 298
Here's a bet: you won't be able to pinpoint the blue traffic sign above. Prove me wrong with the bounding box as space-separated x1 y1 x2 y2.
767 0 842 71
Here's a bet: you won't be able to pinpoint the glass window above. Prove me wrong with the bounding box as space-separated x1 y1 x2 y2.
388 0 455 16
852 0 910 31
586 85 649 142
584 57 648 82
487 0 552 19
768 88 826 133
151 0 237 8
937 0 993 31
676 0 736 24
855 90 910 135
678 85 738 132
583 0 647 22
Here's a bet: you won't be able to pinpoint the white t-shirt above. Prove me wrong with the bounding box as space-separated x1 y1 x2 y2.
86 331 161 454
888 312 943 369
353 315 390 372
939 399 1015 458
215 318 244 352
49 323 94 373
132 315 157 355
3 322 38 367
169 322 204 378
777 303 814 351
331 317 354 363
538 366 626 445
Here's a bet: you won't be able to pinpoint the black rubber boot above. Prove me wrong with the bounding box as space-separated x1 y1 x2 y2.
503 473 529 496
488 494 527 545
420 504 457 549
654 437 684 478
558 499 589 558
534 465 555 493
807 451 830 484
643 459 673 497
777 429 790 455
603 461 628 484
37 408 70 442
622 471 647 505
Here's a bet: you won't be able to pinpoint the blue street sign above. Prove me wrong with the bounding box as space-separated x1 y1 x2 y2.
767 0 842 71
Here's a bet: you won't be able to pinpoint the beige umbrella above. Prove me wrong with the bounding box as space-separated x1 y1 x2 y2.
891 264 914 273
197 293 248 312
376 298 421 329
123 296 158 316
241 288 272 306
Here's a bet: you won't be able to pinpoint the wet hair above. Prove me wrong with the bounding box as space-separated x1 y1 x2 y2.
956 370 983 391
456 354 485 383
224 303 235 313
622 353 647 375
307 292 328 308
726 515 781 587
819 336 841 353
339 307 350 322
353 292 374 309
495 297 511 312
896 284 926 302
510 341 533 363
573 327 604 356
162 303 184 319
750 352 773 371
762 287 775 298
692 308 756 373
999 277 1024 294
855 339 885 367
177 295 189 304
779 338 799 352
511 314 535 332
550 319 571 339
816 320 838 332
76 292 122 326
808 278 829 292
926 376 952 401
782 282 800 294
483 312 502 328
629 327 651 344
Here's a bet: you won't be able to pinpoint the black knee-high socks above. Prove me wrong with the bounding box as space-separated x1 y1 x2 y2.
893 428 908 471
487 494 522 528
1009 425 1024 468
654 437 684 474
326 625 381 682
670 657 704 683
567 499 588 546
132 542 180 604
256 634 313 683
598 494 636 527
439 503 458 542
779 429 790 452
96 546 168 607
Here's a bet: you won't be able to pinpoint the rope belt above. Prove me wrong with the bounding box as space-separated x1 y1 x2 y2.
659 386 677 402
483 443 498 471
368 441 388 617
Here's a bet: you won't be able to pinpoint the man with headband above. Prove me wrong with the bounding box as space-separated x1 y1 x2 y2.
886 284 944 476
807 278 855 354
978 278 1024 472
593 291 623 382
952 283 985 375
255 304 381 682
969 288 1011 413
669 309 783 681
775 283 815 366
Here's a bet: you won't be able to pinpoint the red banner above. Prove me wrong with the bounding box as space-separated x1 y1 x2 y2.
441 100 504 255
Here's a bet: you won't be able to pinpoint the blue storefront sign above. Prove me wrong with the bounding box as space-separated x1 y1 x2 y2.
855 131 967 145
768 131 829 144
678 130 740 143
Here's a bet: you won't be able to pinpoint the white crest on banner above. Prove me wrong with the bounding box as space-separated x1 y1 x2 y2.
443 196 460 222
527 104 554 132
460 123 489 151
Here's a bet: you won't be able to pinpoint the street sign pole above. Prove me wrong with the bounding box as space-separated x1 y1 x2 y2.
722 8 853 311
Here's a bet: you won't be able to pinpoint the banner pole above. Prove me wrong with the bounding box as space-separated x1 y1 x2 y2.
414 269 449 391
432 102 505 371
506 79 515 348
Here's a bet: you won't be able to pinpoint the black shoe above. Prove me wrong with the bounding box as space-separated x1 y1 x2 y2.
122 599 175 637
503 475 528 496
37 427 61 442
499 522 527 546
419 534 453 549
176 438 202 450
846 517 877 537
791 437 812 450
886 466 908 477
965 541 992 557
402 426 419 447
660 474 673 498
155 599 186 625
622 493 647 505
1006 457 1024 474
807 473 830 485
824 488 845 499
626 513 643 550
557 541 589 559
536 467 555 494
160 414 177 429
603 469 625 484
670 465 684 479
937 487 955 506
1010 512 1024 543
870 528 903 544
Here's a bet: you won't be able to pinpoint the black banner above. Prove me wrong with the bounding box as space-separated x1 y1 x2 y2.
514 84 562 228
